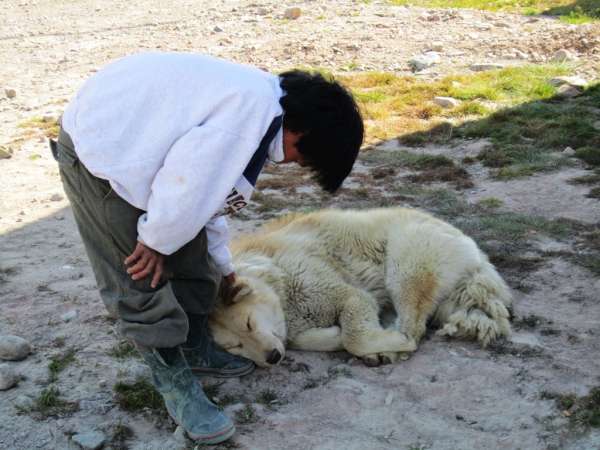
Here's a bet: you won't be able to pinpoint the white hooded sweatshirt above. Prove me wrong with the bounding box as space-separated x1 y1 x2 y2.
61 52 285 276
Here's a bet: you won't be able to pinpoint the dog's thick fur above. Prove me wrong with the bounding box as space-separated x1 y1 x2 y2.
209 208 512 367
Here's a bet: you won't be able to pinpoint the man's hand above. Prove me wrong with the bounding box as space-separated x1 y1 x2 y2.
224 272 237 285
124 242 164 289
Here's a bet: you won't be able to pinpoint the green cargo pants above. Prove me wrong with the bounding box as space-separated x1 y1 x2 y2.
50 128 221 348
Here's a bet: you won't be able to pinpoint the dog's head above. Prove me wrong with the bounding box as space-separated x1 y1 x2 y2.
209 276 287 368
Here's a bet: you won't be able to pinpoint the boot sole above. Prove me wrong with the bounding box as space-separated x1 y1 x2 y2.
190 361 255 378
173 418 235 444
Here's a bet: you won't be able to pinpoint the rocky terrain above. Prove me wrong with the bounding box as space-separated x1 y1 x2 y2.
1 1 599 449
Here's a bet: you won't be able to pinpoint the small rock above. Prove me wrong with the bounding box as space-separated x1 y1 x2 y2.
431 41 444 52
79 400 98 411
410 52 440 70
256 7 270 15
0 335 32 361
98 379 107 388
173 426 187 444
594 121 600 130
71 432 105 450
98 403 114 414
552 49 573 62
474 22 492 30
14 395 34 409
42 115 56 123
322 371 328 378
0 364 20 390
213 25 223 32
563 147 576 157
527 17 540 23
58 56 69 63
555 85 581 98
428 13 441 21
56 214 64 221
385 392 394 405
549 76 588 89
469 63 504 72
50 193 63 202
495 21 510 28
284 7 302 20
433 96 459 108
131 363 151 381
5 88 16 99
56 419 66 428
0 146 13 159
61 310 77 322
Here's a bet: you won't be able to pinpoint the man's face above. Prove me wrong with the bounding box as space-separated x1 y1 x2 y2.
280 130 306 166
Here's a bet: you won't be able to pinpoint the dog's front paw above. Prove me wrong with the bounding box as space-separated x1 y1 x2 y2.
362 351 409 367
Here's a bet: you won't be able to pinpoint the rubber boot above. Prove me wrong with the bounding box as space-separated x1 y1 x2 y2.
135 343 235 444
181 313 255 378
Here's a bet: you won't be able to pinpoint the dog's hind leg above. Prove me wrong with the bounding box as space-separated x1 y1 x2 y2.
338 288 417 361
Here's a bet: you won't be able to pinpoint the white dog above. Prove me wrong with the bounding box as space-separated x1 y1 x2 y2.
209 208 512 367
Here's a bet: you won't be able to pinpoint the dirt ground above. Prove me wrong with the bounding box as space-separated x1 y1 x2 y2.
1 1 599 449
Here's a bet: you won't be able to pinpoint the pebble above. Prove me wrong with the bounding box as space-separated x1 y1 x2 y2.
173 426 187 444
549 76 588 89
213 25 223 33
433 96 459 108
284 7 302 20
71 432 105 450
552 49 573 62
60 310 77 322
132 363 152 381
410 52 440 70
469 63 504 72
594 121 600 131
555 85 581 98
42 115 57 123
98 379 107 388
0 364 20 390
56 214 65 220
5 88 16 99
0 335 32 361
257 7 270 15
50 193 64 202
430 41 444 52
563 147 576 157
14 395 34 408
385 392 394 405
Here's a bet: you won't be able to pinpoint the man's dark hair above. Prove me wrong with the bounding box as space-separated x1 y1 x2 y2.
279 70 364 193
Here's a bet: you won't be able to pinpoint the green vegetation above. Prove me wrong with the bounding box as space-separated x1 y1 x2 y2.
16 386 77 419
113 381 166 413
106 341 139 359
0 266 19 284
541 386 600 427
48 348 76 383
384 0 600 22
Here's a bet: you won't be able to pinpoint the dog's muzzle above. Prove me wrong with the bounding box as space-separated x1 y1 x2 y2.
266 348 283 365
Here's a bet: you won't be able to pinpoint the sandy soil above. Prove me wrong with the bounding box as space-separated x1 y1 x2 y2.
1 1 599 449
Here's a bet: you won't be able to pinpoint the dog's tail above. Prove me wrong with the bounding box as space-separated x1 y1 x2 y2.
432 265 512 347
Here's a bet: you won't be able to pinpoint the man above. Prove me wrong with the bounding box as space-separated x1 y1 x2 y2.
51 52 363 444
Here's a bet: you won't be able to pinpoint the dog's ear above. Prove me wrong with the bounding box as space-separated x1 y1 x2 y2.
223 278 254 306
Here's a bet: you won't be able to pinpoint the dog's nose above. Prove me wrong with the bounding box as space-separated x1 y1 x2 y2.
266 348 282 365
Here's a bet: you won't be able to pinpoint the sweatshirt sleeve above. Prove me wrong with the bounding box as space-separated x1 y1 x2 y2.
136 125 259 255
205 216 234 276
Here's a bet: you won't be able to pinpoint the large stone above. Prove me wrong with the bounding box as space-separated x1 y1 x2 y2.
549 76 588 90
0 335 31 361
410 52 440 70
284 7 302 20
433 97 459 108
71 432 106 450
0 364 20 390
552 49 573 62
555 85 582 98
469 63 504 72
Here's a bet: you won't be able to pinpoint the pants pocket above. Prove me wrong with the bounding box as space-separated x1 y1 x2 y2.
50 139 83 204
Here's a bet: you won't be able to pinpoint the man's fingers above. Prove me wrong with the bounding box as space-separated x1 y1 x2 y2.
124 246 143 265
151 262 163 288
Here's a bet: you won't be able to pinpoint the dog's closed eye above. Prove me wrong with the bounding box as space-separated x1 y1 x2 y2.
247 317 253 331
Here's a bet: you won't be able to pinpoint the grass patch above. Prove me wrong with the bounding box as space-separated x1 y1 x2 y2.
48 348 76 383
21 386 77 419
113 381 166 413
108 421 135 450
0 266 19 284
237 404 258 424
202 380 226 398
106 341 139 359
541 386 600 428
574 146 600 166
477 198 504 208
254 389 279 405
